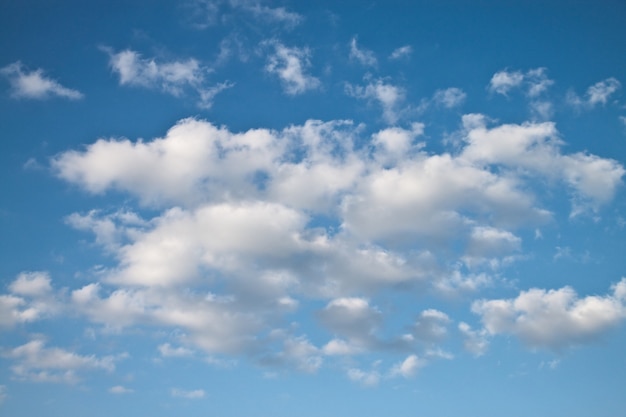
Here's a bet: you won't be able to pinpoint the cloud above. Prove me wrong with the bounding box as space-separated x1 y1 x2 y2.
472 278 626 350
103 48 231 108
458 322 489 356
567 77 621 109
0 272 61 328
389 45 412 60
345 78 406 123
171 388 205 399
3 339 125 384
389 354 425 378
433 87 466 108
109 385 133 394
265 42 320 95
413 309 451 344
0 61 83 100
347 367 380 386
185 0 302 29
349 37 377 67
158 343 195 358
489 68 553 97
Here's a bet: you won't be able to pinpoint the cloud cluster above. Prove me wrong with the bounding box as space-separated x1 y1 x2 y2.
264 42 320 95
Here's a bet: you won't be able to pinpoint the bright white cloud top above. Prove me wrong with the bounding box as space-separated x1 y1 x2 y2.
1 1 625 417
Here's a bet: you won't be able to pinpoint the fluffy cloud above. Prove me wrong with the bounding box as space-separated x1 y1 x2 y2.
103 48 232 108
349 37 377 67
1 61 83 100
458 322 489 356
265 42 320 95
472 278 626 350
389 354 425 378
3 339 124 384
413 309 451 344
488 68 553 97
0 272 60 328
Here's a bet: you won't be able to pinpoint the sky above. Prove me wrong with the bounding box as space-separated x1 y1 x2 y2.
1 1 626 416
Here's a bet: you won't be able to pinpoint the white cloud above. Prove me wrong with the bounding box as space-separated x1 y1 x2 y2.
0 272 61 328
567 77 621 109
3 339 125 384
158 343 195 358
109 385 133 394
472 278 626 350
389 45 412 60
347 367 380 386
9 271 52 297
171 388 205 399
318 298 381 348
185 0 302 29
345 78 406 123
489 69 524 96
103 48 231 108
349 37 377 67
413 309 451 344
458 322 489 356
0 61 83 100
389 354 425 378
433 87 466 108
265 42 320 95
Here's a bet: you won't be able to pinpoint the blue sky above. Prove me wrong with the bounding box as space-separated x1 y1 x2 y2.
1 1 626 416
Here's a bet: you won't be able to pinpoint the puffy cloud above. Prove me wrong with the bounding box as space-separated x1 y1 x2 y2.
103 48 231 108
389 45 412 60
413 309 451 344
345 78 406 124
389 354 425 378
9 271 52 297
488 68 553 97
433 87 466 108
158 343 195 358
472 278 626 350
171 388 205 399
0 272 61 328
567 77 621 109
318 298 381 347
265 42 320 95
458 322 489 356
347 367 380 386
0 61 83 100
349 37 377 67
3 339 125 384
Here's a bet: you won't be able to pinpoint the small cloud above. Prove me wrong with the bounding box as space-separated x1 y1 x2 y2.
171 388 205 399
389 354 425 378
433 87 466 108
158 343 194 358
109 385 133 394
349 37 377 67
389 45 412 60
347 368 380 387
265 42 320 95
1 61 83 100
567 77 621 110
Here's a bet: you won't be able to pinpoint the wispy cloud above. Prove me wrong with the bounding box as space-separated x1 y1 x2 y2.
265 42 320 95
349 37 377 67
1 61 83 100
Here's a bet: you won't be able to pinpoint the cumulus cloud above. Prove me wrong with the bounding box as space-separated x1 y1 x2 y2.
389 354 425 378
472 278 626 350
347 367 380 386
489 68 553 97
349 37 377 67
265 42 320 95
1 61 83 100
3 339 125 384
413 309 451 344
103 48 231 108
458 322 489 356
0 272 61 328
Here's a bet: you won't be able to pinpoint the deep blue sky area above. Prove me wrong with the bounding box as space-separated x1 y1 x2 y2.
1 1 626 416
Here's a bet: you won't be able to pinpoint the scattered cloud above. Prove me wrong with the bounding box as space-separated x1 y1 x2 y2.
347 367 380 387
458 322 489 356
389 354 425 378
349 37 377 67
567 77 621 109
345 78 406 123
185 0 302 29
265 42 320 95
103 47 231 108
389 45 412 60
171 388 205 399
1 61 83 100
433 87 466 108
2 338 125 384
109 385 133 394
